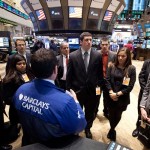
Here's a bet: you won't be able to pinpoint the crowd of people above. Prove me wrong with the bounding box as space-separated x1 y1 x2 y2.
0 33 149 149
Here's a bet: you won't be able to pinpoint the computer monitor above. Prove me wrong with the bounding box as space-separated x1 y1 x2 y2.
0 37 9 47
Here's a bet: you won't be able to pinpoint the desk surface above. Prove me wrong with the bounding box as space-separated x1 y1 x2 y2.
16 137 108 150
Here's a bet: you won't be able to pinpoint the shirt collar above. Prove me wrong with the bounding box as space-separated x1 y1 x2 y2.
81 48 91 56
101 50 109 56
18 51 26 56
42 79 55 85
62 54 69 58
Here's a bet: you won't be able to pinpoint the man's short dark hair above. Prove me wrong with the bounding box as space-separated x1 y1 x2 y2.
100 37 110 44
15 39 26 47
31 48 57 79
80 32 92 41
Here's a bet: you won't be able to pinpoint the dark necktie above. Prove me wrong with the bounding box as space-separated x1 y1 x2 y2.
84 52 88 72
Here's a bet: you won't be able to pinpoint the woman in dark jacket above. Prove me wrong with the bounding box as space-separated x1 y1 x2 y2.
105 47 136 141
2 54 34 140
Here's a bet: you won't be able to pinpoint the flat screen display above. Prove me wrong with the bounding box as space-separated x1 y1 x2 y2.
29 12 36 22
87 19 98 30
103 10 113 21
144 23 150 28
68 38 80 50
69 19 82 29
36 9 46 20
68 38 79 44
33 22 38 31
69 7 82 18
52 19 64 29
88 8 100 19
146 40 150 48
49 7 63 19
39 20 48 30
0 37 9 47
146 32 150 37
101 21 109 31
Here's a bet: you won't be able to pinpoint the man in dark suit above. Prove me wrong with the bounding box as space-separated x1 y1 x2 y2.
132 59 150 137
97 37 116 118
66 32 103 139
57 42 70 90
6 39 31 74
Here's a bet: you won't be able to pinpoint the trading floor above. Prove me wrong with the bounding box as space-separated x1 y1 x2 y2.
0 60 149 150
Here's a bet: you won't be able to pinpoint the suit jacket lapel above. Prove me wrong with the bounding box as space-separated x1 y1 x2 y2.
60 55 63 67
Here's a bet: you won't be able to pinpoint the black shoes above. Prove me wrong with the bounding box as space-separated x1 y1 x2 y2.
107 129 116 141
132 128 139 137
0 145 12 150
85 130 92 139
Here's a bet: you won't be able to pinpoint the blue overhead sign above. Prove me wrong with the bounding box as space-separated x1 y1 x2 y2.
0 0 29 20
144 24 150 28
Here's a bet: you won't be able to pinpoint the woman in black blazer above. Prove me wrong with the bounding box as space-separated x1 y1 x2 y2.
105 47 136 141
2 54 34 140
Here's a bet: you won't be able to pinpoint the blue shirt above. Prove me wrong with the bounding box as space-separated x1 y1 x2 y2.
13 79 86 140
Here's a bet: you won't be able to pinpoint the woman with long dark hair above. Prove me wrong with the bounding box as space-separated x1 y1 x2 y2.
2 54 34 141
105 47 136 141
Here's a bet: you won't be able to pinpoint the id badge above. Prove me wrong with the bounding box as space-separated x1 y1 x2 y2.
96 86 101 95
141 120 146 129
122 77 130 86
22 74 29 82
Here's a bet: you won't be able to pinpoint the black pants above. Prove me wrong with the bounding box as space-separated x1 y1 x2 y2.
95 85 109 116
136 89 143 128
77 88 100 130
108 107 123 130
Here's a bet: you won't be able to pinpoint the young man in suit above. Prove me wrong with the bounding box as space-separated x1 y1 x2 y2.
57 42 70 90
66 32 103 139
6 39 31 74
96 37 116 118
132 59 150 137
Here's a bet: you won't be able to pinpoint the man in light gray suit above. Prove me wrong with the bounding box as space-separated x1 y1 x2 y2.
96 37 116 118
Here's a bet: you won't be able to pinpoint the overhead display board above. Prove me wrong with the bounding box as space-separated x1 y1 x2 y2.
107 0 120 12
69 19 82 29
69 7 82 18
39 20 48 30
52 19 63 29
46 0 61 8
29 12 36 22
22 2 32 14
29 0 42 10
90 0 105 9
68 0 83 7
101 20 109 31
0 0 29 19
49 7 63 19
36 9 46 20
103 10 113 21
88 8 101 19
87 19 99 30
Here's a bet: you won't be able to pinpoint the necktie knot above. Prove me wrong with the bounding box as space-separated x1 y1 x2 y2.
84 52 88 56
